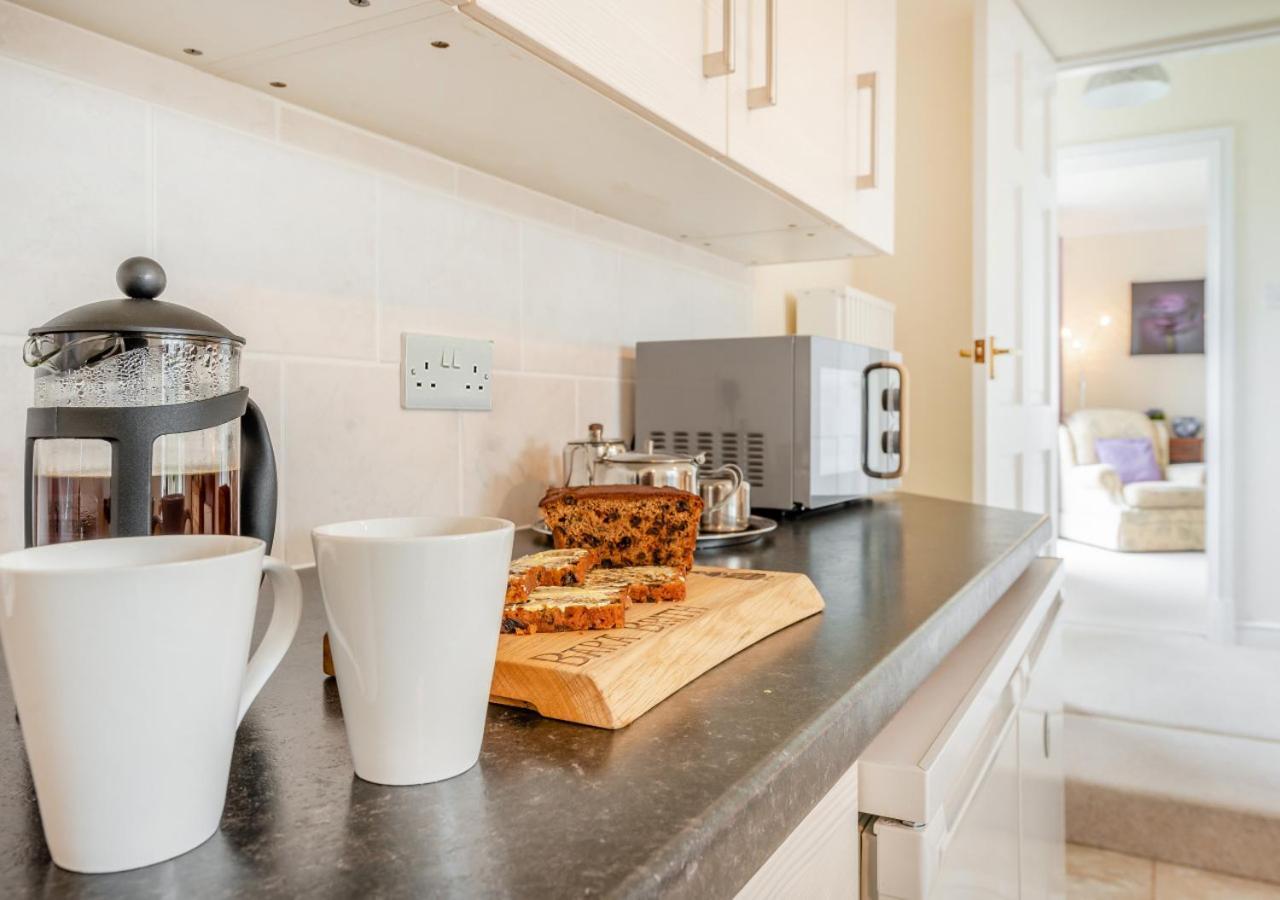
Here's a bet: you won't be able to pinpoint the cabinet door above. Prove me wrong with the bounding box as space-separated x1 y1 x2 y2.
1019 620 1067 900
844 0 896 252
933 719 1022 899
462 0 729 153
727 0 848 223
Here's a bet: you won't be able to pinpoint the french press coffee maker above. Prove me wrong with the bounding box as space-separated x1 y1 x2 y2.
23 257 276 549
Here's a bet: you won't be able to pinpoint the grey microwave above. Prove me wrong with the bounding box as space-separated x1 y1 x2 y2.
635 336 907 512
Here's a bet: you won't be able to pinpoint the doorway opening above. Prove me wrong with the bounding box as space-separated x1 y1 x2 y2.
1055 129 1233 641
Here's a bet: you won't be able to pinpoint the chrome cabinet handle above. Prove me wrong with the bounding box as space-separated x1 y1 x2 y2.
703 0 735 77
856 71 878 189
747 0 778 108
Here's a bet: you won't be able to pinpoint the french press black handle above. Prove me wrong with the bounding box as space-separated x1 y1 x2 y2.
240 398 277 554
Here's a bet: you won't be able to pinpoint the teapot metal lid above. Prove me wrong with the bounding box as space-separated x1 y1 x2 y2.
605 441 705 466
28 257 244 343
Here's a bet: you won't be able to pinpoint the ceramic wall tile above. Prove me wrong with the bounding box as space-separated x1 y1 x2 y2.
0 2 276 140
0 343 33 552
281 361 460 564
278 106 457 196
522 224 623 377
457 167 576 230
459 373 574 525
154 110 378 360
377 182 522 369
0 58 150 337
576 379 635 448
0 22 761 559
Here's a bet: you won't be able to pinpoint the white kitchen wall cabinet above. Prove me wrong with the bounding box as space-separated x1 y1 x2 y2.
13 0 896 265
725 0 849 224
845 0 897 252
457 0 729 154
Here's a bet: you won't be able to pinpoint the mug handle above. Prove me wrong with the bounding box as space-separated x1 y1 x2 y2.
702 464 743 513
237 556 303 726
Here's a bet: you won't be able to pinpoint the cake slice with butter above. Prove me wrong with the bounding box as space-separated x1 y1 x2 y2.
584 566 686 603
506 548 598 605
500 585 627 635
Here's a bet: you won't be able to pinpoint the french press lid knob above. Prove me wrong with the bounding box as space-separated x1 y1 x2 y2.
116 256 167 300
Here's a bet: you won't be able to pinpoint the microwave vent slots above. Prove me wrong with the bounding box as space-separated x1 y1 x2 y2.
644 430 764 488
746 433 765 487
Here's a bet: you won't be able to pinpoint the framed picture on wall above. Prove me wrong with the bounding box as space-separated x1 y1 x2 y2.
1130 279 1205 355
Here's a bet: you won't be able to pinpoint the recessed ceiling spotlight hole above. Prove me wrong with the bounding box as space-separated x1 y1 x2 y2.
269 81 288 89
431 40 451 49
349 0 371 6
182 47 203 56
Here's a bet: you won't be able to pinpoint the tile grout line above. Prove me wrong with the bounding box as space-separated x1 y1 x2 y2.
146 105 157 256
373 178 382 363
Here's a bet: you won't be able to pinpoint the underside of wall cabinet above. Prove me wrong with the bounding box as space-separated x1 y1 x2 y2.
15 0 886 265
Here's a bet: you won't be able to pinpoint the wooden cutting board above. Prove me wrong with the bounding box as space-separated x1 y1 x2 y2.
489 566 824 729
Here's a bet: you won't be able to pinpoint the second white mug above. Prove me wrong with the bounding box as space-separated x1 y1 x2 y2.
312 515 514 786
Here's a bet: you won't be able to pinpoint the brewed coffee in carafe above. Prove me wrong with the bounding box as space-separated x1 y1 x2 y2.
23 257 276 550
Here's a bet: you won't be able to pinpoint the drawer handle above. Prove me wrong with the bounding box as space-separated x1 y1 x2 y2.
856 71 878 189
747 0 778 108
703 0 735 77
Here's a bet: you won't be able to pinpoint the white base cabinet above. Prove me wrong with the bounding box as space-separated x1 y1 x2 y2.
739 559 1066 899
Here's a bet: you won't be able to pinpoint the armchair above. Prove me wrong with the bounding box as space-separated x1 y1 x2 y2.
1059 409 1205 551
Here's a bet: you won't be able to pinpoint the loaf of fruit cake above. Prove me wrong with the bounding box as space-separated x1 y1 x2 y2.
506 548 598 604
583 565 686 603
538 484 703 571
500 585 627 634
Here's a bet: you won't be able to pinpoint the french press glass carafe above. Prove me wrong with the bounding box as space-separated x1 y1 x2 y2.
23 257 276 549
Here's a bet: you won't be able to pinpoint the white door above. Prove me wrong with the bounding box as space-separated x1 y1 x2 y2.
727 0 848 223
459 0 729 153
971 0 1059 518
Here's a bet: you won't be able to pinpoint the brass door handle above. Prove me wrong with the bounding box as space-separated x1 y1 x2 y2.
959 338 985 363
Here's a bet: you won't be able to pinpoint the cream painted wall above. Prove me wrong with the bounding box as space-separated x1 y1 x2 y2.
751 0 975 503
1059 41 1280 634
1061 227 1206 421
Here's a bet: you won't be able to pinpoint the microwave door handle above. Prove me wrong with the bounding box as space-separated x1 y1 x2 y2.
861 361 909 480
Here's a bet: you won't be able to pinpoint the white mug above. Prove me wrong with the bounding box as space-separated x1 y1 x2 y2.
0 535 302 874
312 516 514 785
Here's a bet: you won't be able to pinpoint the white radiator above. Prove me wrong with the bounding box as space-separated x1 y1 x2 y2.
794 286 895 351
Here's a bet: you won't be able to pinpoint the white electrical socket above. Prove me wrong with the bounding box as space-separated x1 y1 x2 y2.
401 333 493 411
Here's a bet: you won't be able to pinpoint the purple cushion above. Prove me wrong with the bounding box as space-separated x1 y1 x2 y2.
1095 437 1162 484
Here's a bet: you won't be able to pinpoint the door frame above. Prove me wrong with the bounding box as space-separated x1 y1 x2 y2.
1056 128 1236 642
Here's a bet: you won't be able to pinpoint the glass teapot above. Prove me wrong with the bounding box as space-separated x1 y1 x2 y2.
23 257 276 549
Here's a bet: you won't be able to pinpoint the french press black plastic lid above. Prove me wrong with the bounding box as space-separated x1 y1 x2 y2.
28 257 244 342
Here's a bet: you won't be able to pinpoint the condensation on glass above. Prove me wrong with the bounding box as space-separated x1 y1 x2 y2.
29 335 242 545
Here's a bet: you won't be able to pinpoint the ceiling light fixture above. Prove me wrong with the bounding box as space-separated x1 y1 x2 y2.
182 47 203 56
268 81 287 89
431 40 450 49
1083 64 1171 109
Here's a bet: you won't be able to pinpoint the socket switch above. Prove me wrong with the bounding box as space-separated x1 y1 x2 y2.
401 333 493 411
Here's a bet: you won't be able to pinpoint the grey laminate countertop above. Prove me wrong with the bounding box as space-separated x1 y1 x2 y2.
0 493 1050 899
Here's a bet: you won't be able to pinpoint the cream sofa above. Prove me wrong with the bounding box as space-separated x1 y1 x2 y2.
1059 409 1205 552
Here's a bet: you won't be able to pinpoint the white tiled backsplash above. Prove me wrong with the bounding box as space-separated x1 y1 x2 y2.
0 3 753 563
